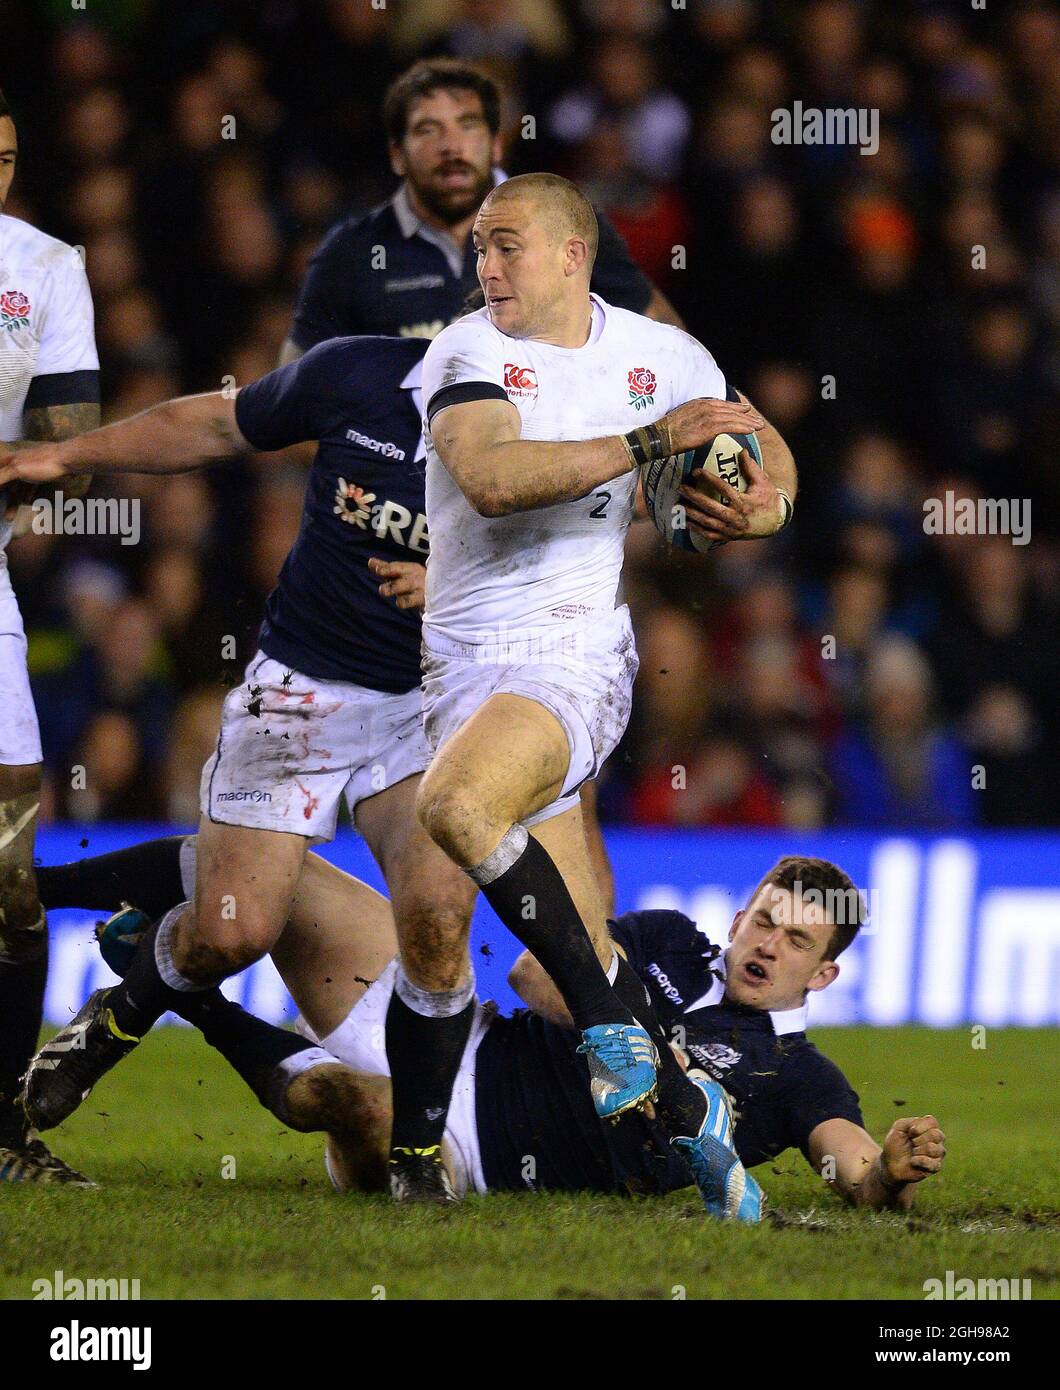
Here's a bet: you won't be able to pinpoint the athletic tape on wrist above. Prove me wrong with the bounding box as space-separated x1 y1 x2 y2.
621 421 669 468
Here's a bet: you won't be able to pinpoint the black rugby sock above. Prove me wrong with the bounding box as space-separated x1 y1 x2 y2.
107 916 196 1039
36 836 188 918
471 827 634 1032
611 957 707 1138
0 935 48 1146
385 988 475 1153
175 989 317 1119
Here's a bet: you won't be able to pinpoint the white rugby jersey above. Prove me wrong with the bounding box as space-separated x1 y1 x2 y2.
421 294 726 643
0 214 99 553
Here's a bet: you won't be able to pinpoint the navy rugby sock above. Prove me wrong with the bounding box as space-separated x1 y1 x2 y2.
469 827 635 1032
0 933 48 1145
385 978 475 1154
106 914 199 1039
175 989 318 1121
36 836 188 919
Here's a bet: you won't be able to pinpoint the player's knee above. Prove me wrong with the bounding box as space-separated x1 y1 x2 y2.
415 778 486 863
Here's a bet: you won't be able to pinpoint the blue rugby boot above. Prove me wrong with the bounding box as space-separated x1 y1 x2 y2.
577 1023 659 1120
672 1073 764 1222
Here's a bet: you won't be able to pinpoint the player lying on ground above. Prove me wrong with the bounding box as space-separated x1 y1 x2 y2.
32 843 945 1213
0 198 793 1201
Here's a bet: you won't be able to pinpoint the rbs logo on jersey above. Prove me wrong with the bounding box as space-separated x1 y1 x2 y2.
333 478 428 553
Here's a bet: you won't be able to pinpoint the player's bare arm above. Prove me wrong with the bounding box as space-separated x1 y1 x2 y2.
0 392 253 487
3 400 100 522
508 937 633 1027
431 391 766 517
809 1114 946 1211
679 395 797 544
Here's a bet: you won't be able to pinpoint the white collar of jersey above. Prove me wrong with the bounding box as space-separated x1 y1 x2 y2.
683 952 809 1036
398 361 425 454
392 167 507 241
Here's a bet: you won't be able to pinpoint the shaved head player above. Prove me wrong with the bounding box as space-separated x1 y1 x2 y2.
400 172 799 1198
0 88 100 1184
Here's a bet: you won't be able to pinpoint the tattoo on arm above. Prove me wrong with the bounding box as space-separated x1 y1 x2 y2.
23 401 101 442
23 400 100 500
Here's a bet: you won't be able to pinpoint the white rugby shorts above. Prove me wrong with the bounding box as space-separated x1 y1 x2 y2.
0 561 43 766
200 652 432 840
420 605 638 825
304 959 493 1197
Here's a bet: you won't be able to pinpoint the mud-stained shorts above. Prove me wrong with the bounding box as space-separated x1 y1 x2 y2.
200 652 432 841
0 562 42 766
420 605 638 826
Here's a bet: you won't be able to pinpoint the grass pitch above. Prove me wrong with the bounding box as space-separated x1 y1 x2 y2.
2 1026 1057 1301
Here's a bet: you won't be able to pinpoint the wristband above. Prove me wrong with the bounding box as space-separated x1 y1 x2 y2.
776 487 794 531
621 420 670 468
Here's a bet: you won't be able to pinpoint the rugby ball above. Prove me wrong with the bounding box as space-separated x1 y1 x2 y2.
641 431 761 552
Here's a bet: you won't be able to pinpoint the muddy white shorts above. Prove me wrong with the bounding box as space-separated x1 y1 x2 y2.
420 605 638 825
200 652 432 840
305 959 493 1197
0 562 42 766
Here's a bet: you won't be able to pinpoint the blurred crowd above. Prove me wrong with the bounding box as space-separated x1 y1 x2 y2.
3 0 1058 829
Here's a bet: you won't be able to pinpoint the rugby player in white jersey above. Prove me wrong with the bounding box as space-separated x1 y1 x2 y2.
408 172 798 1186
0 88 101 1184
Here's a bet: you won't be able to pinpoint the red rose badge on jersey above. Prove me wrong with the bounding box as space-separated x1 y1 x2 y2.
0 290 31 331
628 367 656 410
503 363 538 399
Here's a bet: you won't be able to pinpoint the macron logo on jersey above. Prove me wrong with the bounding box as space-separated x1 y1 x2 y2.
503 363 538 399
345 426 406 461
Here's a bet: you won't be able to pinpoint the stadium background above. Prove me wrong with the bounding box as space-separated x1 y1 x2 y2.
3 0 1058 1024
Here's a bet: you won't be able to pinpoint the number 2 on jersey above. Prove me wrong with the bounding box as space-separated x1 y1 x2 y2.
589 490 611 519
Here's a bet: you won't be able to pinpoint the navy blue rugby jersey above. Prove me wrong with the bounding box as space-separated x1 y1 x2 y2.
290 187 653 350
234 335 429 692
474 909 864 1195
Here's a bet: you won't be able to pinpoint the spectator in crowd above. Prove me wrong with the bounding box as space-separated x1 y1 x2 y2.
829 637 977 829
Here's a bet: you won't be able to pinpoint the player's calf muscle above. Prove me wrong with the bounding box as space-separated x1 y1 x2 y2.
394 894 472 991
172 908 274 982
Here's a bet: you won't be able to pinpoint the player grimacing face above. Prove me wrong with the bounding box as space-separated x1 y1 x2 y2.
473 197 582 339
0 117 17 215
724 884 840 1012
389 88 499 227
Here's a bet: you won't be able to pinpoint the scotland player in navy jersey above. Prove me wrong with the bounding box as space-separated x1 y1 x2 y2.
1 333 493 1202
30 849 946 1212
280 60 682 362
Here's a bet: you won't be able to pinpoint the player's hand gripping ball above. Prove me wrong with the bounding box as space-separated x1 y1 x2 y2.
642 431 762 552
